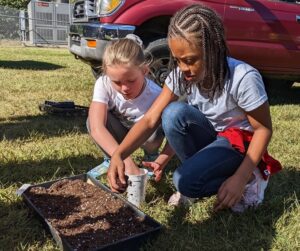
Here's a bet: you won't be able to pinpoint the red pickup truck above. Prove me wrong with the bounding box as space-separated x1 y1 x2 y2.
68 0 300 86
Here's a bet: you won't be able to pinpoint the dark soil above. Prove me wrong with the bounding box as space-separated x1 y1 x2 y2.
25 179 154 251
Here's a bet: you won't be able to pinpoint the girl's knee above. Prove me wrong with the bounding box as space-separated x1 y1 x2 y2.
162 102 187 121
142 139 162 153
142 126 164 153
162 102 188 132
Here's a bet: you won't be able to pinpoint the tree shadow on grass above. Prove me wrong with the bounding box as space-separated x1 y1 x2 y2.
0 60 64 70
1 158 158 250
0 155 102 186
1 161 298 250
145 159 179 203
145 168 299 251
0 198 60 250
0 114 88 141
1 194 158 250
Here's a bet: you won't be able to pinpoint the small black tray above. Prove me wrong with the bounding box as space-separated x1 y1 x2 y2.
22 174 162 251
38 100 88 116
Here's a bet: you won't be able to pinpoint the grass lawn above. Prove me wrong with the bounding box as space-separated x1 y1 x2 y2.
0 45 299 251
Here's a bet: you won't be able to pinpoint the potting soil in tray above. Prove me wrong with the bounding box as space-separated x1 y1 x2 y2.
24 178 157 251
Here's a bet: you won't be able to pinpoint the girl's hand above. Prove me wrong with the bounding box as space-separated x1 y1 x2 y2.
107 153 127 193
142 161 164 182
214 174 248 211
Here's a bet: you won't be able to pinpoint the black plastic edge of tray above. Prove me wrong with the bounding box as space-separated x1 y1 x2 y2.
22 174 162 251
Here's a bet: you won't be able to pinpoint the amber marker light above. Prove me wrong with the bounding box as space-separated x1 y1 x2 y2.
87 40 97 48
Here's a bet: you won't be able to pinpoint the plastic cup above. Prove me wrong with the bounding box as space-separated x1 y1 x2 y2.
126 168 148 207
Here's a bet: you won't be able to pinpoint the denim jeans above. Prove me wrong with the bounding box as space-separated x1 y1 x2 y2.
162 101 244 198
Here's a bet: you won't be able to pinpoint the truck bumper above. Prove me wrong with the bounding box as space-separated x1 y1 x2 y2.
68 23 136 65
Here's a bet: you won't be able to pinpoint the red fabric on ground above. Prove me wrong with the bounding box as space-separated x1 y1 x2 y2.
218 128 282 180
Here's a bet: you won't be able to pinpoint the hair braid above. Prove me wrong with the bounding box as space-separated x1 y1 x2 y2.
168 4 229 99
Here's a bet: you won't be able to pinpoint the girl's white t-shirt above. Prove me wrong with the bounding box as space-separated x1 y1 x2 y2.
92 76 162 128
165 57 268 132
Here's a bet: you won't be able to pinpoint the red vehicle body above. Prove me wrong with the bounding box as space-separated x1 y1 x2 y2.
68 0 300 85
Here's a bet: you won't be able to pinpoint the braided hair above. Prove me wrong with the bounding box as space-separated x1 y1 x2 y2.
168 4 229 99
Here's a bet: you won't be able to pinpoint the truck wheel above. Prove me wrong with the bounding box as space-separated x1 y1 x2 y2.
285 80 295 88
91 66 102 79
264 78 295 90
145 38 170 86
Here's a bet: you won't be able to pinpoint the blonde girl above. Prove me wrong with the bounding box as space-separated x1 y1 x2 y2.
87 35 164 181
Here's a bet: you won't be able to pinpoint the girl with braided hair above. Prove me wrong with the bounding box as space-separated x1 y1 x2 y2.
108 4 281 212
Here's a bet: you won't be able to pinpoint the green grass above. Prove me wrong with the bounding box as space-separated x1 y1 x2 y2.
0 45 299 251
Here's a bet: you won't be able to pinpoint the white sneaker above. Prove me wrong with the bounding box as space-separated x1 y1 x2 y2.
231 168 269 213
168 191 195 207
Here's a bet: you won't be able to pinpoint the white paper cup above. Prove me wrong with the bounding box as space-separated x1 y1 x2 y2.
126 168 148 207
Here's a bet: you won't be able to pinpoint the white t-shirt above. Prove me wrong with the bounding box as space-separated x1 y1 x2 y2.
92 76 162 128
165 57 268 132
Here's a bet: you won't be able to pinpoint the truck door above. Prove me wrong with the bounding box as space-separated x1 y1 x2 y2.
224 0 300 77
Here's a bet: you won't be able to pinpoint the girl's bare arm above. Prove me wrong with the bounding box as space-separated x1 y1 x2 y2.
108 85 178 192
88 101 139 172
215 101 272 210
89 102 119 156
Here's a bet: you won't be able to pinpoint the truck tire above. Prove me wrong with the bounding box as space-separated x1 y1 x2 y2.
263 78 295 91
145 38 170 86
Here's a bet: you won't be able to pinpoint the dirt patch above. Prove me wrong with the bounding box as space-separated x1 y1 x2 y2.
25 179 154 251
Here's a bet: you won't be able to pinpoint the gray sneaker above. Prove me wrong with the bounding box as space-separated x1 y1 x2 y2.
231 168 269 213
168 191 195 207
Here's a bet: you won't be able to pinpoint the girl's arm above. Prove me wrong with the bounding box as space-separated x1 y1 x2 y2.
143 142 175 182
215 101 272 211
108 85 178 192
88 101 139 173
89 101 118 156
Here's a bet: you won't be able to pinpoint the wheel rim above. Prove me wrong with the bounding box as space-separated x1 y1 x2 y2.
149 56 170 86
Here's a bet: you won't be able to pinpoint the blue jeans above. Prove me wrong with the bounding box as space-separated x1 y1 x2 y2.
162 102 244 198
